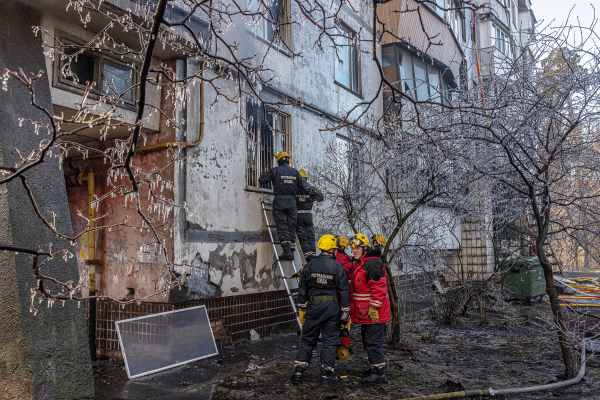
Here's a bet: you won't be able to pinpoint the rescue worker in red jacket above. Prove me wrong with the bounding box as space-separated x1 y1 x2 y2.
336 233 390 383
334 236 352 351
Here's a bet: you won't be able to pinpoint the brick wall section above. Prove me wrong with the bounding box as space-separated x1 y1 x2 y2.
87 290 297 357
87 271 441 358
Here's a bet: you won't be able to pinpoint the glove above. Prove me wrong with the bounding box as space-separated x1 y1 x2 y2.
340 310 350 323
340 310 351 328
368 306 379 324
342 316 352 331
299 308 306 325
291 269 302 278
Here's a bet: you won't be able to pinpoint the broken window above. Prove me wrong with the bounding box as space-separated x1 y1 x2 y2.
246 99 292 190
56 36 137 104
247 0 291 48
334 24 360 94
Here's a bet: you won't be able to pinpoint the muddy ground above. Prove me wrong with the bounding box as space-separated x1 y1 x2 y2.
95 301 600 400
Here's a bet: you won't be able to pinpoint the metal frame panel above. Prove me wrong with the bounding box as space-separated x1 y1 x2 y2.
115 305 219 379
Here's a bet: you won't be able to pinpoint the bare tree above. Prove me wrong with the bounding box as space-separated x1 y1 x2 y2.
447 22 600 377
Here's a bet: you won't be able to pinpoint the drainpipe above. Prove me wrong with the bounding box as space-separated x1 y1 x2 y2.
400 339 588 400
78 171 99 361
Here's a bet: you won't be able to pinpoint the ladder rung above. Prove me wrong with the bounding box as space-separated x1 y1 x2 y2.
267 225 277 228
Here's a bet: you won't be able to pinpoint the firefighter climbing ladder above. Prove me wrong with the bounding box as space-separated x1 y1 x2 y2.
261 201 303 329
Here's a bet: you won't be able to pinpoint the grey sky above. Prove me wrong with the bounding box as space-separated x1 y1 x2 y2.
531 0 598 33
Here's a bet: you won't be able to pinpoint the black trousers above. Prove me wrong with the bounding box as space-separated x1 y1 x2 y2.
296 212 316 257
273 197 297 245
361 323 386 371
294 301 341 374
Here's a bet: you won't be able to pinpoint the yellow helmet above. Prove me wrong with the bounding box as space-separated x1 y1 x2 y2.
336 236 349 250
350 233 370 248
276 151 290 162
372 234 388 247
299 169 308 179
317 234 339 251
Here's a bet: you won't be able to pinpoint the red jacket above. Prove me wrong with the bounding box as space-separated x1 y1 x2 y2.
336 249 390 325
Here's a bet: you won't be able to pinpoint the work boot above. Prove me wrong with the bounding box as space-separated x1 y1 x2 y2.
362 367 373 375
362 369 387 383
279 243 294 261
291 368 304 385
321 371 338 384
305 254 314 262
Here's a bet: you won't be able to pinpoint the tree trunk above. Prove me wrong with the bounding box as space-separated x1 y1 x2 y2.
384 264 401 344
537 237 576 378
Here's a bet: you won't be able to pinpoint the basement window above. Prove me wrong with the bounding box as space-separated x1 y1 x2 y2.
245 99 292 191
125 287 135 301
56 37 137 104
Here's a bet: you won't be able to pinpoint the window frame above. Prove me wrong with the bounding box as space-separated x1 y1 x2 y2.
335 134 361 195
245 99 293 192
53 32 138 109
492 23 511 57
246 0 291 51
397 49 451 104
334 23 362 96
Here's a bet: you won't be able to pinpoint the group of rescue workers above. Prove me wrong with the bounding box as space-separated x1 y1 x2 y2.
259 152 391 385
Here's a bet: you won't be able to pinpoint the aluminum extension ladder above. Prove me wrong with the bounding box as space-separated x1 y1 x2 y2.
261 201 304 329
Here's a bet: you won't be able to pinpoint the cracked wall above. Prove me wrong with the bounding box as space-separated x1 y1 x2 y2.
171 0 381 302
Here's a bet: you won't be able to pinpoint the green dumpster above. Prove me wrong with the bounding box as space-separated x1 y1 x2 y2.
500 257 546 300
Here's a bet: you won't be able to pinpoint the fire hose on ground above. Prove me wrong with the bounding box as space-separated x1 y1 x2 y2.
401 339 589 400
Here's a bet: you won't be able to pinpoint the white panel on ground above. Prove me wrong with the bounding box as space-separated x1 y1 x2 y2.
115 305 218 379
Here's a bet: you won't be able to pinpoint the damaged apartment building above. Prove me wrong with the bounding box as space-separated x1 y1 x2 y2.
10 0 532 357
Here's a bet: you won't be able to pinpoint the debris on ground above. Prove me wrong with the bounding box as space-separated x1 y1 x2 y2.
94 302 600 400
249 329 260 342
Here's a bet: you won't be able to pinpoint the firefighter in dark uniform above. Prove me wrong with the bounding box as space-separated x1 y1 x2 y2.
259 152 310 261
292 235 351 384
296 169 324 262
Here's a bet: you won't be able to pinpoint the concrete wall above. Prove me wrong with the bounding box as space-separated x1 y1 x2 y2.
171 0 381 302
0 2 94 398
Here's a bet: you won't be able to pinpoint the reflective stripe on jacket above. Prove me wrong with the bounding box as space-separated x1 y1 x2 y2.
335 249 390 325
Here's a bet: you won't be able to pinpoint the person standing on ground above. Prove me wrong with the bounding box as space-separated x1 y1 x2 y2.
291 235 350 384
259 152 309 261
341 233 390 383
296 169 324 262
334 236 352 350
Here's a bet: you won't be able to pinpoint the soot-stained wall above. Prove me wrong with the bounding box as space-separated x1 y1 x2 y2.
171 0 382 302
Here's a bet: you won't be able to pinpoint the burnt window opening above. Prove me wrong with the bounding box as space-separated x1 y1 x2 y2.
245 98 292 191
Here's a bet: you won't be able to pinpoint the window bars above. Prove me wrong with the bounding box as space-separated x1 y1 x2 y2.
246 99 292 190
